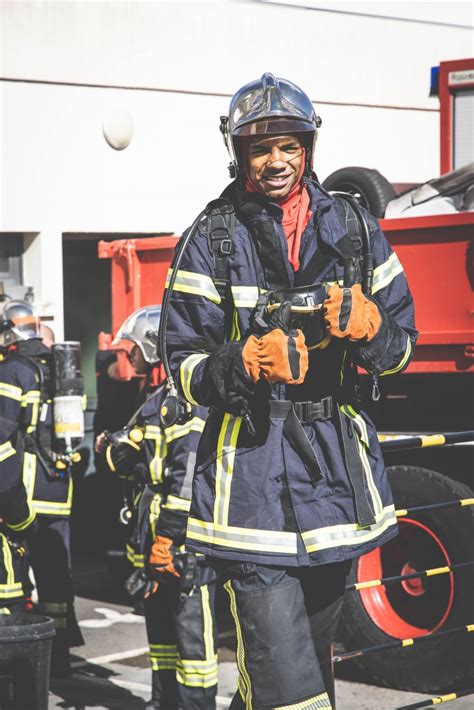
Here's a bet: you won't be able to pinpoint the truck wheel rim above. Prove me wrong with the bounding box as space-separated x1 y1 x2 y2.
357 518 454 638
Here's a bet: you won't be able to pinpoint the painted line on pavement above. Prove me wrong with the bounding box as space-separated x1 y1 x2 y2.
72 628 235 669
71 646 149 668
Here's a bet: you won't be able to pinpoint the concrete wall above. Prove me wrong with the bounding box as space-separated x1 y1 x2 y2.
1 0 473 338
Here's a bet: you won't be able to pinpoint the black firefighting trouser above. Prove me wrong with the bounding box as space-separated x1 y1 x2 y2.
28 517 84 651
143 562 218 710
213 560 350 710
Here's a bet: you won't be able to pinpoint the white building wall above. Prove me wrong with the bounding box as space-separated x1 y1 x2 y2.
1 0 473 335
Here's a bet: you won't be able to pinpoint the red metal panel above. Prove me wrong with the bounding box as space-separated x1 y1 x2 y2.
99 236 179 337
381 213 474 373
438 58 474 174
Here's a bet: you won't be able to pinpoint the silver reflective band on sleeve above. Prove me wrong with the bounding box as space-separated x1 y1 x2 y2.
0 382 22 401
187 518 298 554
302 505 397 554
230 285 262 308
372 252 404 294
179 354 209 405
165 269 222 304
163 495 191 512
381 335 412 376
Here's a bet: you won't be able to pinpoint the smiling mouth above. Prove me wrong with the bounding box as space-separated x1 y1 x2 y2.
262 174 292 186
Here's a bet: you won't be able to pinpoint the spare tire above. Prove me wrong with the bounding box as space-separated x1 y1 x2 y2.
322 166 395 217
340 467 474 692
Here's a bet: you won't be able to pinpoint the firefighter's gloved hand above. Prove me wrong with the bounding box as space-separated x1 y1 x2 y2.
243 328 308 384
252 300 294 336
149 535 180 582
324 284 382 341
204 341 255 414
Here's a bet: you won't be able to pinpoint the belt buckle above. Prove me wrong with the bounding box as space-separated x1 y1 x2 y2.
321 397 333 420
296 401 311 423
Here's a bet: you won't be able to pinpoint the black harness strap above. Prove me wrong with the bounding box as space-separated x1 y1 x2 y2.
206 199 235 302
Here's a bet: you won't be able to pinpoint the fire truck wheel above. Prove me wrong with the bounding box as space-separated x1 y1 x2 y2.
340 466 474 692
322 166 395 217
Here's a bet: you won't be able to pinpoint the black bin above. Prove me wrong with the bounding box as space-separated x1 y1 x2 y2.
0 613 55 709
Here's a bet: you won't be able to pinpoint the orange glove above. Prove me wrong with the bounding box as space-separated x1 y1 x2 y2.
242 335 261 383
324 284 381 341
149 536 180 580
243 329 308 385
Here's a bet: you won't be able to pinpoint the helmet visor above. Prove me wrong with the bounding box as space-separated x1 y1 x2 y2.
233 117 315 137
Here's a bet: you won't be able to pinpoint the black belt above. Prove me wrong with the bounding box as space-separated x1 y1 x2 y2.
268 398 334 485
268 396 376 527
269 397 333 423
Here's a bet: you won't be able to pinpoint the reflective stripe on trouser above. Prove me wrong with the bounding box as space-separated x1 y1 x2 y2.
144 573 217 710
221 562 349 710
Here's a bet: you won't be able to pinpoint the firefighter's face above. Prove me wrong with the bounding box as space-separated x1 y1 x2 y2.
128 344 147 374
247 134 304 199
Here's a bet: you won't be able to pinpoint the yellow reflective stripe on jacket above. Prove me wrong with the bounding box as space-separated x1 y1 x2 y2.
230 285 262 309
0 535 22 599
214 414 243 527
7 502 35 532
126 543 145 568
0 382 22 401
165 269 221 305
179 354 209 406
372 252 404 295
149 492 162 537
187 518 297 555
164 416 205 444
21 390 41 406
341 405 383 516
163 495 191 513
32 475 73 516
145 425 167 483
302 505 397 554
0 441 16 462
380 335 412 376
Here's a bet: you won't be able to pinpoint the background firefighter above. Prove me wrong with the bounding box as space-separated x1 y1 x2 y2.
97 305 218 710
165 73 418 709
0 300 84 676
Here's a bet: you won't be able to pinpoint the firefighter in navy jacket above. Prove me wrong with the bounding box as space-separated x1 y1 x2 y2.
166 74 418 709
99 306 218 710
0 300 83 675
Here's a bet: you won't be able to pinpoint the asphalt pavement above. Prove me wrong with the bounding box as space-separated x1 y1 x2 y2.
45 551 472 709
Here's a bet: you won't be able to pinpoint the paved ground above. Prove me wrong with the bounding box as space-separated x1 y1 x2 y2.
40 552 474 709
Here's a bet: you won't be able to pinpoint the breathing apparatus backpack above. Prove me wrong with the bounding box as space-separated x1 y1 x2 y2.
13 341 85 475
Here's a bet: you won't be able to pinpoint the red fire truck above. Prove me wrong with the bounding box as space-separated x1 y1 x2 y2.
98 58 474 692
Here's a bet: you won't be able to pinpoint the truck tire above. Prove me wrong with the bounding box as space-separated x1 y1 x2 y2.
340 466 474 692
322 166 395 217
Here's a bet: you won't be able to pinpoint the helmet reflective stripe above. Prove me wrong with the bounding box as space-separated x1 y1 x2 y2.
113 305 161 364
221 73 321 178
0 300 41 346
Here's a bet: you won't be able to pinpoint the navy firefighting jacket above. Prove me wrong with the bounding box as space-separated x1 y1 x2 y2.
121 382 207 568
0 340 72 517
166 178 417 567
